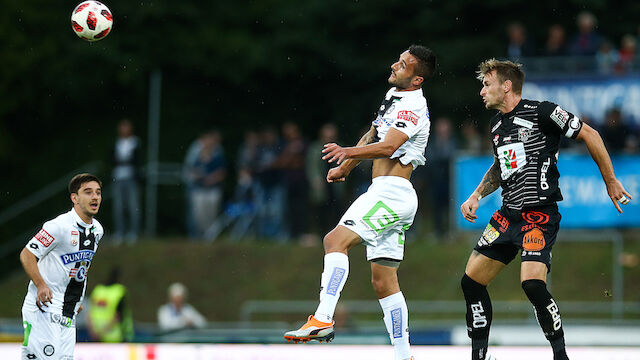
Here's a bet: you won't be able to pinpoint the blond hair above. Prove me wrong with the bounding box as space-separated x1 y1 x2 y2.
476 58 525 95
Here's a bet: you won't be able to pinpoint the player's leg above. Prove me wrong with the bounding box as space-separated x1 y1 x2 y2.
371 261 412 360
462 250 506 360
58 323 76 360
284 225 361 343
21 310 59 360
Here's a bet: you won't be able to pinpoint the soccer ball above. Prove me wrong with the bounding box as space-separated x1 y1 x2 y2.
71 1 113 41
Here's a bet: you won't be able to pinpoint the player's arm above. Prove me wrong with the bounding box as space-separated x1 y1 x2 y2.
576 123 632 213
323 127 408 164
323 126 379 183
19 248 53 310
460 157 501 223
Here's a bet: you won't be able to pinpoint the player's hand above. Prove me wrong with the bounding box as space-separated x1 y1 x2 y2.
327 167 347 183
606 179 633 213
322 143 350 164
36 284 53 310
77 304 84 314
461 195 480 223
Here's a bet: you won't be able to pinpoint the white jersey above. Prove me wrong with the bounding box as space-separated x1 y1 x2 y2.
372 87 431 168
22 208 103 319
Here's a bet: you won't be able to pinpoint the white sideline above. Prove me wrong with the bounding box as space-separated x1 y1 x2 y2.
3 343 640 360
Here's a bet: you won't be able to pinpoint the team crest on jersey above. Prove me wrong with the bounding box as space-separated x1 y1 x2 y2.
71 230 79 246
518 128 533 142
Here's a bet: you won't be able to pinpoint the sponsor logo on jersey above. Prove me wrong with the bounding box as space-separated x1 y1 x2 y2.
497 142 527 180
513 116 533 129
60 250 95 265
35 229 54 247
493 134 499 145
524 104 537 109
550 106 569 128
523 228 545 251
491 120 502 133
397 110 418 125
71 230 79 246
540 157 551 190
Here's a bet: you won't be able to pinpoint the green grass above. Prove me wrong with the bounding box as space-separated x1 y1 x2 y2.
2 234 639 323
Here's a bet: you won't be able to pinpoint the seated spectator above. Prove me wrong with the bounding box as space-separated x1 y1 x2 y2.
544 24 567 57
157 283 207 331
596 40 619 74
569 11 602 56
617 34 636 72
506 22 535 60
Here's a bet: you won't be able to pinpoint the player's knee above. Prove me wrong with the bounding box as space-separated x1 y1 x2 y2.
461 273 484 295
521 279 547 299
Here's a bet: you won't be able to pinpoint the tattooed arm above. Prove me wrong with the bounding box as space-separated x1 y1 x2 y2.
325 126 377 183
460 157 501 223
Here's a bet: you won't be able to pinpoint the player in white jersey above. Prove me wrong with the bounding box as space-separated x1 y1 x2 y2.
20 173 104 360
284 45 436 360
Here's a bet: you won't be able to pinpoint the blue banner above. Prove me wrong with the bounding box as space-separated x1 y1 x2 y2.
454 154 640 229
522 77 640 126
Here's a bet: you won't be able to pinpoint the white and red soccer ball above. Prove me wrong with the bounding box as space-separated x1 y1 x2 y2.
71 1 113 41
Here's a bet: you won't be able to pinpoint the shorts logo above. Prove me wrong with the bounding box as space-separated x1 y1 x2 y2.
391 308 403 338
522 211 549 224
523 228 545 251
362 201 399 234
478 224 500 246
397 110 418 125
26 354 36 360
326 268 346 296
43 344 55 356
492 211 509 232
35 229 54 247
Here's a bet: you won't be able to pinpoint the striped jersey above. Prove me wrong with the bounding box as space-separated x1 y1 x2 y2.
490 99 583 210
372 87 431 169
22 208 103 318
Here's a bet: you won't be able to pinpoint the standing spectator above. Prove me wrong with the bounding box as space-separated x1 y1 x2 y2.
426 117 457 240
544 24 567 57
254 127 285 239
157 283 207 331
596 40 619 74
112 119 142 244
184 130 227 238
87 268 134 343
569 11 602 56
278 122 311 243
617 34 637 72
306 123 346 240
506 22 535 60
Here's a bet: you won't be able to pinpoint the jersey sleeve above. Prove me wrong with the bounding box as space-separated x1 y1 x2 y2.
26 220 62 259
388 100 428 139
538 101 583 139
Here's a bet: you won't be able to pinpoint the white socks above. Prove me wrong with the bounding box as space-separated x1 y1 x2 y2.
379 291 411 360
314 252 349 323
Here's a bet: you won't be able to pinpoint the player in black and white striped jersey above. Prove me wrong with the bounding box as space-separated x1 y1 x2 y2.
459 59 632 360
20 173 104 360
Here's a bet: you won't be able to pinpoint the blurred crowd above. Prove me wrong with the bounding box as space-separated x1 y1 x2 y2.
506 11 639 74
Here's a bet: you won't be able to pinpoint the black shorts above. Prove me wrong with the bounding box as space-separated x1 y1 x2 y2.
473 203 561 271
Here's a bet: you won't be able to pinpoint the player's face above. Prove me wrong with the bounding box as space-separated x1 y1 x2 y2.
72 181 102 219
479 70 505 110
389 51 422 90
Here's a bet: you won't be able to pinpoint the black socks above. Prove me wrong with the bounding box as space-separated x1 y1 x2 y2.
461 274 492 360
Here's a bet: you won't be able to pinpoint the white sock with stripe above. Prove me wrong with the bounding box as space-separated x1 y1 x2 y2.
379 291 411 360
314 252 349 323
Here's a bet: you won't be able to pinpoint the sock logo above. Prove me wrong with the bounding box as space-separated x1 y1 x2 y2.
471 301 488 328
326 268 346 296
391 308 403 338
546 299 562 330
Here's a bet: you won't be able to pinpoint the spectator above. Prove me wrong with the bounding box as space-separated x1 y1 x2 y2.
277 122 311 243
111 119 142 244
506 22 535 60
569 11 602 56
254 127 285 238
544 24 567 57
460 118 483 154
596 40 619 74
601 107 628 153
87 269 134 343
157 283 207 331
305 123 346 241
184 130 226 238
617 34 637 72
426 117 457 240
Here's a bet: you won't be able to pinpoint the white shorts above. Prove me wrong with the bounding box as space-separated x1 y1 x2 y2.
339 176 418 263
22 309 76 360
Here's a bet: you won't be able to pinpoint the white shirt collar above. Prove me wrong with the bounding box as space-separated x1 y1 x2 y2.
390 87 423 98
70 208 93 227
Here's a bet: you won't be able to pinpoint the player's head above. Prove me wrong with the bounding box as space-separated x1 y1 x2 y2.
69 173 102 220
389 45 436 90
477 58 524 109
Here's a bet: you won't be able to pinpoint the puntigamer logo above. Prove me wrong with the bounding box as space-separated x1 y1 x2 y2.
60 250 95 265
